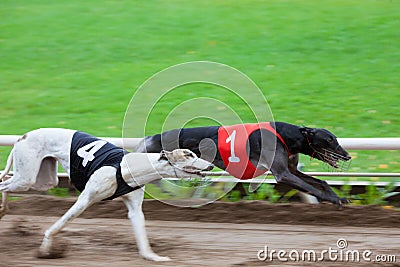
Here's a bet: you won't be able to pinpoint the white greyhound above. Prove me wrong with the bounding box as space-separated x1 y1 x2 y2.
0 128 213 261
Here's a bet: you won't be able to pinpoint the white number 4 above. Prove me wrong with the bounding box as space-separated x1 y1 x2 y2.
77 140 107 167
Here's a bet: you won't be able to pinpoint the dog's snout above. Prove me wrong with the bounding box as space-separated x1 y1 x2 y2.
336 145 351 161
205 163 214 171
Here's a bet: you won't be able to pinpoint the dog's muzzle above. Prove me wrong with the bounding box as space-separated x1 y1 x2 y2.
182 164 214 177
315 148 352 171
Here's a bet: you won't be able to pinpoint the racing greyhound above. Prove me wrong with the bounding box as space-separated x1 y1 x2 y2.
136 122 351 207
0 128 213 261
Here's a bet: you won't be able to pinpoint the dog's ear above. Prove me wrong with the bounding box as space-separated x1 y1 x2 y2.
300 127 316 137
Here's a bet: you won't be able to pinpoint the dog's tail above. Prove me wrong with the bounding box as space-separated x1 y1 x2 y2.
0 148 14 181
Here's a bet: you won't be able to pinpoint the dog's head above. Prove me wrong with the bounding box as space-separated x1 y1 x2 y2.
300 127 351 169
158 149 214 177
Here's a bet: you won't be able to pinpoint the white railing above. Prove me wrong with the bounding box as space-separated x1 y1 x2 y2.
1 135 399 150
0 135 143 148
337 138 400 150
1 135 399 186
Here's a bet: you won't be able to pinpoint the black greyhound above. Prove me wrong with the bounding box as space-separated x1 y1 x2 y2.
135 122 351 207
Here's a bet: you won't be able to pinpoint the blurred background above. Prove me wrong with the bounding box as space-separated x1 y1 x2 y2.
1 0 399 184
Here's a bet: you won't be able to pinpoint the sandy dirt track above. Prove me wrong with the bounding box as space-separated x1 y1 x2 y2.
0 195 399 266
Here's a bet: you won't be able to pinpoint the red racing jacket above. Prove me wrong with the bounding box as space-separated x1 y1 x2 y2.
217 122 290 179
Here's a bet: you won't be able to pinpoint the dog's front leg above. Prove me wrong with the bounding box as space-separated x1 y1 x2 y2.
274 169 345 207
271 155 345 207
39 167 118 258
291 170 349 204
288 155 349 204
122 189 171 262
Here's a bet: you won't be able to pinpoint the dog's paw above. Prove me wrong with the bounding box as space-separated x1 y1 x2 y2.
332 197 350 209
0 206 8 219
36 239 70 259
340 197 351 204
152 256 171 262
141 252 171 262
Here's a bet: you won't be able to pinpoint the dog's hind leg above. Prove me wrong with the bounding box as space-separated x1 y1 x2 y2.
121 188 171 262
0 191 9 220
38 166 118 258
0 177 11 220
0 176 12 220
0 145 45 192
0 148 14 219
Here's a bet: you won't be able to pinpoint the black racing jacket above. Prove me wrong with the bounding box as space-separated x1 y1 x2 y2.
69 131 139 200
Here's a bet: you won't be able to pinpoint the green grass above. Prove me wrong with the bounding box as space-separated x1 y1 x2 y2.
0 0 399 182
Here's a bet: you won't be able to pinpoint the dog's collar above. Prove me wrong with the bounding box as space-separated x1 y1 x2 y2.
304 135 327 158
305 136 322 160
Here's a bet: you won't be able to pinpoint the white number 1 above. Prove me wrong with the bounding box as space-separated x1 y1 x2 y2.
226 130 240 163
77 140 107 167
